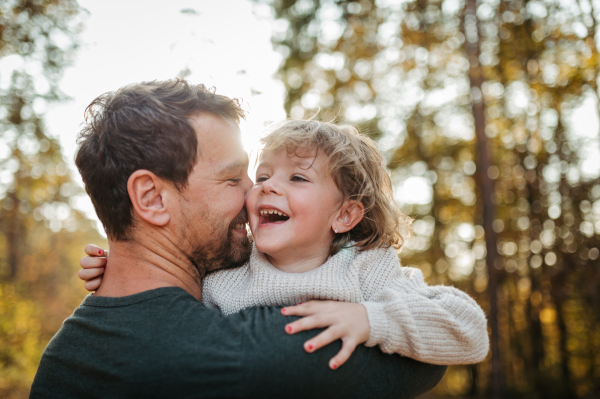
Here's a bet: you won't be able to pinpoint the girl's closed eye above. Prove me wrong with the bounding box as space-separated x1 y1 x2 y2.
256 175 269 183
291 175 308 182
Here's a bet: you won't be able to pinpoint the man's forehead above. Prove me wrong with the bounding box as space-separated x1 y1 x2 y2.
187 113 249 176
191 113 242 148
199 143 249 176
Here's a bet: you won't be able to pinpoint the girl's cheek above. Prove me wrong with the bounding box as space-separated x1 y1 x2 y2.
249 219 258 235
245 185 261 207
254 236 272 255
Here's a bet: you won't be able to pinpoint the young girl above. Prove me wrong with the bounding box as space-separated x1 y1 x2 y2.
79 119 489 369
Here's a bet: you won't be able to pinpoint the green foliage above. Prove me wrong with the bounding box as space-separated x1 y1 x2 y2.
0 285 43 399
261 0 600 397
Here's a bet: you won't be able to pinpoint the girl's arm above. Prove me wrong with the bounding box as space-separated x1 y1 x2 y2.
285 246 489 367
358 247 490 365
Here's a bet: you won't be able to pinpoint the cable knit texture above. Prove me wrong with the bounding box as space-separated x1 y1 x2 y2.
202 244 490 365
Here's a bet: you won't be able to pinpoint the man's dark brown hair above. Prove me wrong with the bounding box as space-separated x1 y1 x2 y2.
75 79 245 240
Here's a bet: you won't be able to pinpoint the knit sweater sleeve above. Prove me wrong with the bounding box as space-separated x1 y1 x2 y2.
358 247 489 365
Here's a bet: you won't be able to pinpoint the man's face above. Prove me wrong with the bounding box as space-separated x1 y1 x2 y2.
176 113 253 276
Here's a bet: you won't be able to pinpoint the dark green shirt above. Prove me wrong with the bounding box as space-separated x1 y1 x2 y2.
30 287 445 398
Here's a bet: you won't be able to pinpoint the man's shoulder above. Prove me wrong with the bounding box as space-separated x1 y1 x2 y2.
30 287 248 398
31 287 447 399
70 287 243 346
73 287 214 328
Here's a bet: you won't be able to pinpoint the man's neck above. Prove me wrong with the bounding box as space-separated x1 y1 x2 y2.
94 234 202 301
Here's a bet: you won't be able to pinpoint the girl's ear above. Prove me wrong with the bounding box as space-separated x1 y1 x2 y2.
333 200 364 234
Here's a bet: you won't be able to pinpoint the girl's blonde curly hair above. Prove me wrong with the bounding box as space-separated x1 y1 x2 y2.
260 119 411 256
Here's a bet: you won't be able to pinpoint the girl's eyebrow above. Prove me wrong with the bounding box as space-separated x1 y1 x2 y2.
256 161 271 170
293 157 317 170
256 158 315 172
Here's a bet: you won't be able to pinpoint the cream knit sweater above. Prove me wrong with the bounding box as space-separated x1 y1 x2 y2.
202 244 490 365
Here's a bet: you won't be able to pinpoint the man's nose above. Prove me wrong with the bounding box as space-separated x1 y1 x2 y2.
241 174 253 194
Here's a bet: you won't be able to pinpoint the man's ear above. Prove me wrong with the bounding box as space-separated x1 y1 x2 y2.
332 200 364 234
127 170 171 227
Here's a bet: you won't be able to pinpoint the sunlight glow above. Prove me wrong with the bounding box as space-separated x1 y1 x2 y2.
42 0 287 228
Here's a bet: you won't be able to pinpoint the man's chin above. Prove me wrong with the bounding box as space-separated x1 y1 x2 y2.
190 230 251 276
225 233 252 268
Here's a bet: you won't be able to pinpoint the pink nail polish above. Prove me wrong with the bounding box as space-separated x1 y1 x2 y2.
307 344 313 350
297 302 302 305
332 363 338 369
286 326 292 333
98 250 102 255
281 308 287 314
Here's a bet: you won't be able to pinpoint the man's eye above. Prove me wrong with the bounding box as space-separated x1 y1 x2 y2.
291 175 307 182
229 178 242 184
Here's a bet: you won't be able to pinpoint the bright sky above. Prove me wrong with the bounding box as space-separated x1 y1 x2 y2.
43 0 286 224
4 0 599 233
46 0 286 167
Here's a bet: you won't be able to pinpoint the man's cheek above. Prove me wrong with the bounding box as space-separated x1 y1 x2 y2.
232 192 247 211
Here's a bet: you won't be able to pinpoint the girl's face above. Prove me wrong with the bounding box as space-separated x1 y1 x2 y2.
246 147 342 263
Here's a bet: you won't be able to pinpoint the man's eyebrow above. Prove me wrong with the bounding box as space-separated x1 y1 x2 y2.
216 157 249 176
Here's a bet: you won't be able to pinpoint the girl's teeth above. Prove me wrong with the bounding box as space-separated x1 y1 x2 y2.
259 209 289 217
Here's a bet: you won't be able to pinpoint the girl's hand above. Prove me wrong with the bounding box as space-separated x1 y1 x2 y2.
281 300 370 370
78 244 109 292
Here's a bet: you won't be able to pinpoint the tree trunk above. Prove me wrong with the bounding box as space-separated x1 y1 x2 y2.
554 299 576 398
6 191 19 279
576 0 600 153
462 0 502 398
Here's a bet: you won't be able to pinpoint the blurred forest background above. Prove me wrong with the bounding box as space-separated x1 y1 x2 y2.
0 1 105 398
1 0 600 398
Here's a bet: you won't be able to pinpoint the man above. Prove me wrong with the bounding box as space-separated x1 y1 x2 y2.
30 79 446 398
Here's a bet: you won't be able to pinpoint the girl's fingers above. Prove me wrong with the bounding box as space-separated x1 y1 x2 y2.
281 300 335 317
280 305 308 317
85 244 108 257
78 267 105 281
285 314 333 335
84 276 102 292
303 327 342 353
329 339 358 370
80 256 107 269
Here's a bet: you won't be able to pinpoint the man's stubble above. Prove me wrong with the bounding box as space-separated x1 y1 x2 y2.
181 200 252 279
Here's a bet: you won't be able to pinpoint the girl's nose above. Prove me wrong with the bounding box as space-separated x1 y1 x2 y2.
261 177 282 195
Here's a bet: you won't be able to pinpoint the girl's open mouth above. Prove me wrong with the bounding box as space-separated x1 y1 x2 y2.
259 208 290 225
